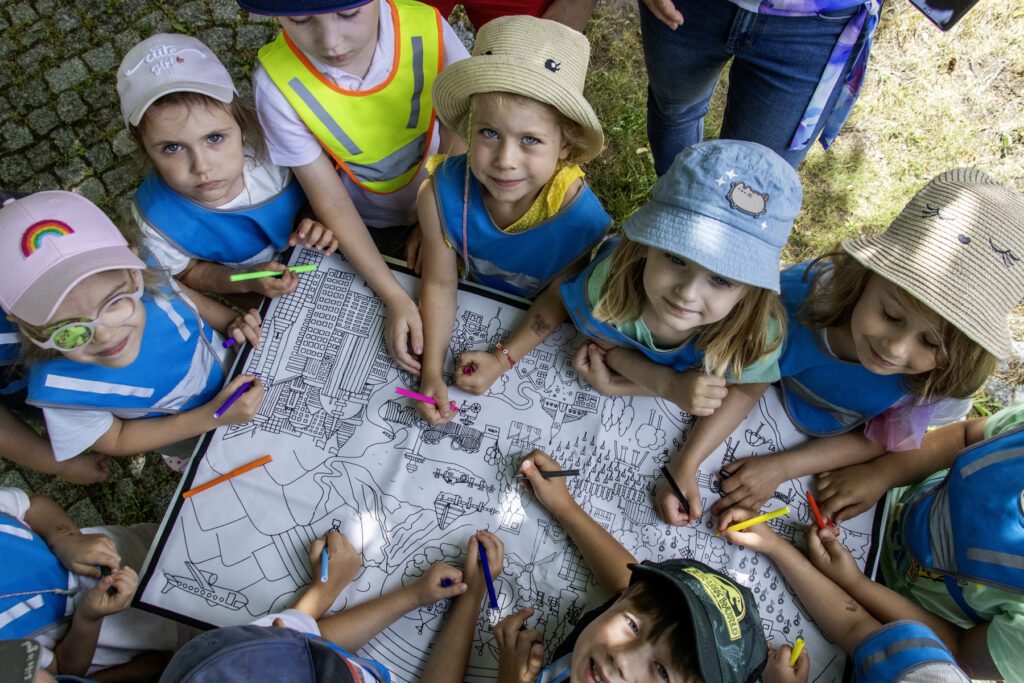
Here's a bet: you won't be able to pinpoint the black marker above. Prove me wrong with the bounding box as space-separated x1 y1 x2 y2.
660 466 691 515
97 565 117 596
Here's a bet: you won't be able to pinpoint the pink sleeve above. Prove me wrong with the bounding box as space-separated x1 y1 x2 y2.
863 395 945 452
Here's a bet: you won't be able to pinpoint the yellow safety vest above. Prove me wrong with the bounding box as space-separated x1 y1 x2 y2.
259 0 443 195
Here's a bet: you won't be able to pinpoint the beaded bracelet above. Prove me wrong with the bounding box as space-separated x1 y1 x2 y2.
494 342 516 368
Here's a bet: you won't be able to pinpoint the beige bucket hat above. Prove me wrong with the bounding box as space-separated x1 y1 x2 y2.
432 15 604 163
843 168 1024 360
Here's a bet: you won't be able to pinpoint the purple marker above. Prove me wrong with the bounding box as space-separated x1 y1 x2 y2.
214 380 254 419
222 338 237 349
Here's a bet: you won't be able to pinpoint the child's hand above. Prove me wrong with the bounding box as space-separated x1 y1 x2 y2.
417 375 456 425
718 506 783 553
573 343 637 395
711 455 787 516
641 0 684 30
404 223 423 275
761 642 810 683
207 374 264 425
463 530 504 596
384 295 423 374
411 562 468 606
518 451 574 516
55 452 110 485
293 531 362 620
493 607 545 683
226 309 263 349
239 262 298 298
666 370 728 417
805 525 859 587
288 218 339 255
454 350 505 395
654 465 702 525
50 530 121 577
817 463 890 524
80 566 138 621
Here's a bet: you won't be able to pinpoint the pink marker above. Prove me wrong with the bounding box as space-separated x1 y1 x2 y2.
462 366 474 375
395 387 458 412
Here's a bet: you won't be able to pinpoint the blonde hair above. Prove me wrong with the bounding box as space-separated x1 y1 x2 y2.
799 250 996 399
129 91 267 161
465 92 589 165
592 238 786 379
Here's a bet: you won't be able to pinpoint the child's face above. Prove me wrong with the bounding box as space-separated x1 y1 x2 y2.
278 3 379 77
140 100 246 208
36 270 145 368
640 248 748 348
845 274 940 376
469 93 570 225
570 594 688 683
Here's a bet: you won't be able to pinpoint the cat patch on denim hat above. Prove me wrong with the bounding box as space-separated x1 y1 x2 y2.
726 182 770 219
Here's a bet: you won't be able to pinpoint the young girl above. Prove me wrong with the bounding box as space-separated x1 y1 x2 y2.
682 168 1022 526
456 140 802 436
415 15 611 424
117 33 337 301
0 191 265 468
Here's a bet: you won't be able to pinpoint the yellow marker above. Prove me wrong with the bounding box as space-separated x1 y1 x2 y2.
789 638 805 667
719 506 790 534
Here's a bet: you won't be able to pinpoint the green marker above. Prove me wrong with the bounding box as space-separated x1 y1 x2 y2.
229 264 318 282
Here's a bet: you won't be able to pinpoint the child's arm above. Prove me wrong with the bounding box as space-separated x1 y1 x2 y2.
604 346 729 415
415 179 459 425
519 450 635 593
0 406 109 484
573 342 652 397
23 494 120 576
292 153 424 373
817 417 988 522
492 607 546 683
53 567 137 676
177 285 263 348
542 0 599 31
177 260 300 299
455 284 568 395
419 531 504 683
291 531 362 621
657 382 768 525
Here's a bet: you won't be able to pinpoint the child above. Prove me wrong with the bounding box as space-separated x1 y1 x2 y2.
475 449 768 683
239 0 471 374
718 512 972 683
0 487 193 678
698 168 1024 524
160 530 496 682
0 191 265 467
117 33 336 301
415 15 611 424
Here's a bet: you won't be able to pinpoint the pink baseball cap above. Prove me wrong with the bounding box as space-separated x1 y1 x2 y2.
117 33 236 128
0 191 145 326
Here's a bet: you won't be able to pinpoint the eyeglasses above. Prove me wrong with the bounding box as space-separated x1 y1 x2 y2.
29 280 145 351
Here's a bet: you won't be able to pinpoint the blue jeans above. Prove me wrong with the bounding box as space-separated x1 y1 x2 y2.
640 0 865 171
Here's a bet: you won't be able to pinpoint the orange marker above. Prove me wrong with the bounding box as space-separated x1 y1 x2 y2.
182 455 273 499
806 491 826 530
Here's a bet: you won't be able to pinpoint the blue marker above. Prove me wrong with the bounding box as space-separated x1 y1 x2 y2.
440 578 453 588
320 545 329 583
477 541 499 609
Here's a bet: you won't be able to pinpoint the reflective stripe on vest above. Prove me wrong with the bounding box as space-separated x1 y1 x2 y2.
0 317 19 365
853 620 959 682
259 0 443 194
0 512 71 639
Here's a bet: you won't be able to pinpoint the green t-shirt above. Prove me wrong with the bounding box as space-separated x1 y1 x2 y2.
585 256 782 383
880 400 1024 681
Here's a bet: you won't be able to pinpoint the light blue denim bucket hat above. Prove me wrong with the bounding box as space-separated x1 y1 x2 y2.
623 140 802 293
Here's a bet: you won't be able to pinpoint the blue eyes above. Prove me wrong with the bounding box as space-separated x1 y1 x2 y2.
476 128 542 145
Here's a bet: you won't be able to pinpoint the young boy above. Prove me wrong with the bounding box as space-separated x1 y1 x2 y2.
0 488 191 678
719 512 971 683
437 449 769 683
238 0 470 374
159 530 495 682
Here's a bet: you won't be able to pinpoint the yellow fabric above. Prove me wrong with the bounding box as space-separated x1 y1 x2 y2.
258 0 442 194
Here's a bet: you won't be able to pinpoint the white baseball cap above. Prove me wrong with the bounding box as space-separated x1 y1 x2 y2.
116 33 236 128
0 191 144 326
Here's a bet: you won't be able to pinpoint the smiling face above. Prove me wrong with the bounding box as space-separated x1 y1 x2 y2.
570 594 695 683
468 92 571 228
139 99 246 208
278 2 380 78
833 274 942 376
639 248 749 348
37 270 146 368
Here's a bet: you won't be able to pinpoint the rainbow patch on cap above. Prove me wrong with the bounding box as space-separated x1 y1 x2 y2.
21 220 74 257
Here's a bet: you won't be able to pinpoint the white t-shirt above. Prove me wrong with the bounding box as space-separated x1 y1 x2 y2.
252 0 470 228
135 156 292 275
250 609 382 680
41 290 230 461
0 488 195 673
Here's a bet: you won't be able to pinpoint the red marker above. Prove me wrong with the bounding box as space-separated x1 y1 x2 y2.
462 366 475 375
806 491 826 530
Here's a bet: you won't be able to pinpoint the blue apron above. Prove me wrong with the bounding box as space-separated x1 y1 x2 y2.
0 512 72 639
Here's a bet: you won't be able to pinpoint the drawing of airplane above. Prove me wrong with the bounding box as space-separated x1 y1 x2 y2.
162 561 249 610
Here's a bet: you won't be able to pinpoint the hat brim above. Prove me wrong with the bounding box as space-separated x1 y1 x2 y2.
433 57 604 163
624 201 782 293
236 0 373 16
126 81 236 127
13 247 145 327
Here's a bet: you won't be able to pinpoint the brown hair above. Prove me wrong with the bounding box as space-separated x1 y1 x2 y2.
591 238 786 380
798 250 996 399
466 92 590 165
129 91 267 161
620 579 703 681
